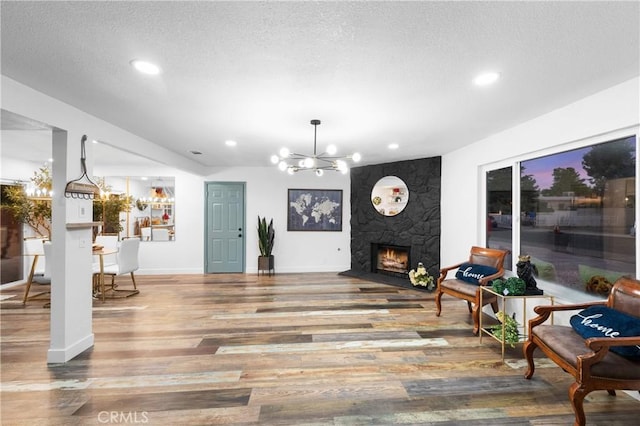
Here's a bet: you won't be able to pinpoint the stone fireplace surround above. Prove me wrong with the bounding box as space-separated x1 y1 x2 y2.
342 157 441 290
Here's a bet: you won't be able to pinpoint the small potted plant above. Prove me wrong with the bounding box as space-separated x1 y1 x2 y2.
257 216 275 275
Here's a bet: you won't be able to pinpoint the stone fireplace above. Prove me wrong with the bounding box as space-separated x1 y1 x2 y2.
347 157 441 285
372 243 410 278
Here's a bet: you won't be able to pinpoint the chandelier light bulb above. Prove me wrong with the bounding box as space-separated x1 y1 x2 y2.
278 161 288 171
336 160 348 172
287 167 295 175
326 144 337 155
303 157 315 168
298 159 306 168
352 152 362 163
270 155 280 164
279 147 290 158
315 169 324 177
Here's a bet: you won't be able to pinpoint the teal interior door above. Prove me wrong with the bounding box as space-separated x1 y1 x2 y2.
205 182 245 273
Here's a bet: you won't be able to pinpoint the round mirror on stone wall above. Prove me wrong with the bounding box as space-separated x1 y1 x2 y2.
371 176 409 216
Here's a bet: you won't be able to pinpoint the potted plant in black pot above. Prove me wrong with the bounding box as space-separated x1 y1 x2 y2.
257 216 275 275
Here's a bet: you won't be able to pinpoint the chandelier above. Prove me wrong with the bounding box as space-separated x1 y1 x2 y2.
271 119 361 176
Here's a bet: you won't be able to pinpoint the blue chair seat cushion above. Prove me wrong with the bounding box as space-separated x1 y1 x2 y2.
570 305 640 358
455 263 498 285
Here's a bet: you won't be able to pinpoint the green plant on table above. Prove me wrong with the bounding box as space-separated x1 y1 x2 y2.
492 276 526 296
489 311 521 348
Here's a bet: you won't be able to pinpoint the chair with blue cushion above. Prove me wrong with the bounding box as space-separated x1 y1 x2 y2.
523 276 640 426
435 246 509 334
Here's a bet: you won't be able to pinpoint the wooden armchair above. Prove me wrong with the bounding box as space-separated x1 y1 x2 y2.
435 246 509 334
523 276 640 426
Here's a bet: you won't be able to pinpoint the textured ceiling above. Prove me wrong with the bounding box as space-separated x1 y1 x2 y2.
1 1 638 169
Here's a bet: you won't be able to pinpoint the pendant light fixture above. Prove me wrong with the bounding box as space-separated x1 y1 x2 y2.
271 119 361 176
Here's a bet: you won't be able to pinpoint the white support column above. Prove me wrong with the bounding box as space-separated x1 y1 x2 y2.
47 129 94 363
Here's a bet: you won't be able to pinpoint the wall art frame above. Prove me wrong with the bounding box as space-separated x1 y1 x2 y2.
287 188 343 231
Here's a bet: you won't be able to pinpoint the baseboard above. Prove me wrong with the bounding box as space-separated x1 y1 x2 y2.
47 333 94 364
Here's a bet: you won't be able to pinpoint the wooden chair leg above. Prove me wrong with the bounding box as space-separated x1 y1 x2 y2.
466 301 472 313
523 340 537 379
22 255 39 304
130 272 137 290
471 302 481 335
568 382 588 426
435 290 443 317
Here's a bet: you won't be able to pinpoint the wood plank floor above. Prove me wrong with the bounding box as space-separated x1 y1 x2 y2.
1 273 638 425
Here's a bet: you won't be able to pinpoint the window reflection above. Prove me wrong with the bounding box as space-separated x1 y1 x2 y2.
98 176 175 242
520 136 635 294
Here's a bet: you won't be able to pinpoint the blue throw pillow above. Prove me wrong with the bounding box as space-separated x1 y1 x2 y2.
455 263 498 285
570 305 640 358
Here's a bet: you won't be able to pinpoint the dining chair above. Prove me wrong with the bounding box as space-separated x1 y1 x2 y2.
95 237 140 300
140 227 151 241
94 234 118 266
22 239 52 304
152 228 170 241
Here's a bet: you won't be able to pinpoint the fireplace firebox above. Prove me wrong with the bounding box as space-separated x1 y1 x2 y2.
372 243 410 278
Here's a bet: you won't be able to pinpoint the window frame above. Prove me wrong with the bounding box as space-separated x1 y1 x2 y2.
480 126 640 302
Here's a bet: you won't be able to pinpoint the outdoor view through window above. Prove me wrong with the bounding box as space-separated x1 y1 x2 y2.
487 135 636 295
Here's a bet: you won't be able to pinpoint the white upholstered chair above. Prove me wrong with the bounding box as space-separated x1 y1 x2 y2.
152 228 170 241
94 234 118 266
93 237 140 301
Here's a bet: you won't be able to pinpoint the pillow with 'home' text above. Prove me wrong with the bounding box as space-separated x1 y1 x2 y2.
570 305 640 358
455 263 498 285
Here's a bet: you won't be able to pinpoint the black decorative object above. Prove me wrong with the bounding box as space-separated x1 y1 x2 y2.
517 255 543 295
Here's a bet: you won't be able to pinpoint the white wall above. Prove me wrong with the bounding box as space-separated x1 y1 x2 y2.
204 166 352 273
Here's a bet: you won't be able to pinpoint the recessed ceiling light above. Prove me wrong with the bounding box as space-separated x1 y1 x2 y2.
225 140 237 147
130 59 161 75
388 143 399 150
473 71 500 86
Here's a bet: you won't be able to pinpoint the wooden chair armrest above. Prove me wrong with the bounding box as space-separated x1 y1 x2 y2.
575 335 640 383
438 262 464 281
478 270 504 285
533 301 606 315
528 301 607 330
586 335 640 350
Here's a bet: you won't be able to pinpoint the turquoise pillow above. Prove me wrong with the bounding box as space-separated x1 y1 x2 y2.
570 305 640 358
455 263 498 285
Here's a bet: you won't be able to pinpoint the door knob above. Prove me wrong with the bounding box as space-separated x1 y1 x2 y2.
238 227 242 231
238 234 242 238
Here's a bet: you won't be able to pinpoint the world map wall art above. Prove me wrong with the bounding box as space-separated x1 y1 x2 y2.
287 189 343 231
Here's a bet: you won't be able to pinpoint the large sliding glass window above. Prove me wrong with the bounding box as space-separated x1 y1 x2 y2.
486 135 636 296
